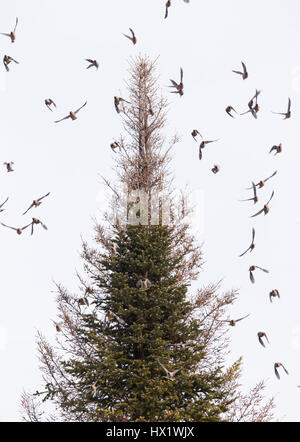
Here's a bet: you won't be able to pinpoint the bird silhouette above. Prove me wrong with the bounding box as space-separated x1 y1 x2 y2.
249 265 269 283
0 17 18 43
122 28 137 45
274 362 289 379
45 98 56 111
156 359 184 380
239 228 255 257
55 102 87 123
22 192 50 215
1 222 31 235
257 332 269 347
246 171 277 190
85 59 99 69
3 55 19 72
232 61 248 80
30 218 48 235
269 289 280 303
219 314 250 327
272 98 291 119
250 191 274 217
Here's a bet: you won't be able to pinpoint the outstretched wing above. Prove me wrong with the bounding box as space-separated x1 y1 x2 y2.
38 192 50 202
0 197 9 208
250 208 264 218
242 62 247 74
287 97 291 112
256 266 269 273
14 17 18 33
249 270 255 284
266 190 274 205
274 365 280 379
1 222 16 231
236 314 250 322
22 203 34 216
54 115 70 123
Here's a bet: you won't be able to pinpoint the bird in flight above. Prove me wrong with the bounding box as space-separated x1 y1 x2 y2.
30 218 48 235
269 143 282 155
122 28 137 45
272 98 291 119
274 362 289 380
246 171 277 190
232 61 248 80
240 182 258 204
3 162 14 172
257 331 269 347
1 222 31 235
44 98 56 111
54 102 87 123
136 279 151 289
110 141 120 153
249 265 269 284
22 192 50 215
0 197 9 213
250 191 274 217
114 96 130 113
211 165 220 174
106 309 125 326
219 314 250 327
199 139 219 160
0 17 18 43
169 67 184 96
226 106 237 118
241 90 261 119
164 0 171 18
156 359 184 381
3 55 19 72
85 59 99 70
239 228 255 257
78 297 89 307
269 289 280 303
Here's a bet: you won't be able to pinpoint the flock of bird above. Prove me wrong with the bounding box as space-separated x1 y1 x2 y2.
188 59 290 380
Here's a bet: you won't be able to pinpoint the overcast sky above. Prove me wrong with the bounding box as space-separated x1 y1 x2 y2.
0 0 300 422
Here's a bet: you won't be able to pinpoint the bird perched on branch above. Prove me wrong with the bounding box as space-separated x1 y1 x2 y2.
272 98 291 119
54 102 87 123
22 192 50 215
156 359 184 381
0 17 18 43
239 228 255 257
169 67 184 96
122 28 137 45
85 59 99 70
3 55 19 72
30 218 48 235
232 61 248 80
3 162 14 172
250 191 274 218
257 332 269 347
274 362 289 379
0 197 9 213
1 222 31 235
44 98 56 111
249 265 269 283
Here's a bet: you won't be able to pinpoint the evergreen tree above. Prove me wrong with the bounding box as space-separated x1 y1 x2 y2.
21 56 274 422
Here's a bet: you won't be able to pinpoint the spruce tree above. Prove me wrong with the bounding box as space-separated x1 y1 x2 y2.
21 55 274 422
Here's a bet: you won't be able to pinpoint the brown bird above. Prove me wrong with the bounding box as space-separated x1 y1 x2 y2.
169 67 184 96
240 90 261 119
164 0 171 19
246 171 277 190
269 143 282 155
122 28 137 45
226 106 237 118
44 98 56 111
274 362 289 380
250 191 274 218
85 286 94 296
269 289 280 303
191 129 202 141
3 162 14 172
55 323 62 332
272 98 291 119
211 165 220 174
3 55 19 72
220 314 250 327
22 192 50 215
114 96 130 113
232 61 248 80
249 265 269 284
257 331 269 347
1 222 31 235
85 59 99 69
30 218 48 235
54 101 87 123
199 139 219 160
1 17 18 43
0 197 9 213
110 141 120 152
156 359 184 381
136 279 151 289
240 182 258 204
239 228 255 257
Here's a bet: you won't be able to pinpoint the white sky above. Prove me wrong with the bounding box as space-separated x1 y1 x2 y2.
0 0 299 422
